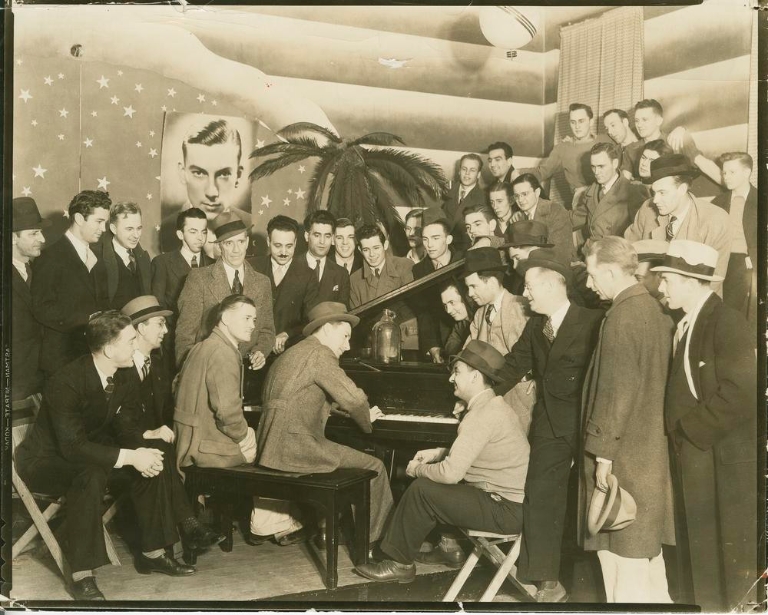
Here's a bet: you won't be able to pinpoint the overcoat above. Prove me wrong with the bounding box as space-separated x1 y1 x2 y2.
577 284 675 558
256 336 372 473
570 176 646 242
12 265 44 400
151 249 215 312
349 256 414 308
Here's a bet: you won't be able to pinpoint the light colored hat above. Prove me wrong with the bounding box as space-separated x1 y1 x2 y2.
121 295 173 325
587 474 637 536
302 301 360 337
632 239 668 264
650 239 723 282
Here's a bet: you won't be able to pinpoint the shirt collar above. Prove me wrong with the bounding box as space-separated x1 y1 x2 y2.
12 258 28 276
306 252 326 269
467 388 495 412
132 349 149 377
221 260 244 284
112 237 131 265
271 257 292 270
601 173 619 194
548 301 571 336
431 250 451 269
180 244 199 266
93 359 112 390
65 230 90 260
335 253 355 268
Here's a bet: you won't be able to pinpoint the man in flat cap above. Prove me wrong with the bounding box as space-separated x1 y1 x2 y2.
655 240 757 611
11 197 50 401
624 154 731 295
256 302 392 549
175 210 275 367
355 341 530 583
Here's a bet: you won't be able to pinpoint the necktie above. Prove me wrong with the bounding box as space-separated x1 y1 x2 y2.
674 318 689 355
142 356 151 381
191 254 198 268
666 216 677 242
104 376 115 401
543 317 555 343
25 262 32 287
315 259 322 282
459 187 466 203
128 249 137 273
598 186 605 201
485 304 496 328
374 267 381 278
231 270 243 295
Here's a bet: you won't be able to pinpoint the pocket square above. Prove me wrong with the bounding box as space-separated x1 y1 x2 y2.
333 284 339 292
698 361 706 367
115 405 122 415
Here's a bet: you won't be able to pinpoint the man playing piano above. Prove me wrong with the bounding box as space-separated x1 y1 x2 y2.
354 341 530 583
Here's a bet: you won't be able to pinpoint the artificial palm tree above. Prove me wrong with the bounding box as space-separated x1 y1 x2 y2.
248 122 448 229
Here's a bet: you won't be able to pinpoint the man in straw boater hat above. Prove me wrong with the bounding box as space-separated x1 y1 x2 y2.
175 210 275 367
355 340 531 584
578 236 675 603
256 302 393 550
653 240 757 611
623 153 731 296
493 249 603 602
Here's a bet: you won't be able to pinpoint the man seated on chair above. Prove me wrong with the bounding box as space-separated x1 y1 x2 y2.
355 340 530 583
14 311 219 601
174 295 306 547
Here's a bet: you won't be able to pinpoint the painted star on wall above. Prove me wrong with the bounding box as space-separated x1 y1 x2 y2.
97 75 110 89
33 164 47 178
19 89 33 103
97 176 110 190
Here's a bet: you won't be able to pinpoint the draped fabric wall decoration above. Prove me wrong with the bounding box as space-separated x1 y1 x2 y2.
747 12 757 186
551 6 644 205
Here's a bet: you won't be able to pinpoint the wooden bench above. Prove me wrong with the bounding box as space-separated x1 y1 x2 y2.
182 464 376 590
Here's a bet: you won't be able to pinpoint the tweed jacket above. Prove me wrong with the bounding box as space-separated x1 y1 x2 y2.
570 175 646 241
495 303 603 438
624 194 731 294
12 265 44 400
31 234 109 375
174 328 250 470
349 256 414 308
151 250 214 312
92 231 152 308
256 336 372 473
711 184 757 263
442 183 486 252
174 259 275 367
578 284 675 558
513 198 574 264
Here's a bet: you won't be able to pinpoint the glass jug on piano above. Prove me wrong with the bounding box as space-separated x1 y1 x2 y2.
371 309 401 364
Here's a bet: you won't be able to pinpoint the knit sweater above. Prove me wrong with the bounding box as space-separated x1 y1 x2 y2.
414 388 530 502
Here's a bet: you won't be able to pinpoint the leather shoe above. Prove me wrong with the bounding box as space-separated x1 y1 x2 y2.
535 581 568 603
276 527 310 546
244 531 271 546
355 559 416 584
70 576 105 601
135 553 196 576
415 547 466 569
184 525 226 552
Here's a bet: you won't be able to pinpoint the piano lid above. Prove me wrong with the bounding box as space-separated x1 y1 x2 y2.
349 257 466 320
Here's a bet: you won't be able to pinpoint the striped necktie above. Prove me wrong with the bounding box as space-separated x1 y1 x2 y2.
231 270 243 295
666 216 677 242
128 249 137 273
141 356 151 381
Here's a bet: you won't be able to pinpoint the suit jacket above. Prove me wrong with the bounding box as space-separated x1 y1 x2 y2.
256 336 371 473
442 183 486 252
514 198 574 264
330 250 364 277
93 232 152 308
496 303 603 437
349 256 414 308
151 250 214 312
12 266 44 400
15 355 141 471
624 194 731 294
174 328 250 470
711 184 757 262
133 351 175 430
293 253 350 307
175 260 276 367
249 255 319 343
571 175 646 241
31 235 108 375
413 250 464 353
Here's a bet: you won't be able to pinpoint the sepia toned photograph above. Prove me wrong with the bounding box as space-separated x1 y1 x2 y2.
2 1 764 611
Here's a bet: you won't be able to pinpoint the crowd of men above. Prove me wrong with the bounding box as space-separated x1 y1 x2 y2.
10 106 757 608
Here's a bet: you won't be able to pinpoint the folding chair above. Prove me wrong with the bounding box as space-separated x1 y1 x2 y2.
11 394 121 578
442 530 537 602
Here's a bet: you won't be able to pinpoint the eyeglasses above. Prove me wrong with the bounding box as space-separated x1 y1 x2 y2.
513 190 534 201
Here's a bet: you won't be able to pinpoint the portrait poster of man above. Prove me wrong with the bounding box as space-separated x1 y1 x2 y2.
159 113 259 253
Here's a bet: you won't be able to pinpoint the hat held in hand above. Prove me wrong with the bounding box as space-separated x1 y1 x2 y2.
587 474 637 536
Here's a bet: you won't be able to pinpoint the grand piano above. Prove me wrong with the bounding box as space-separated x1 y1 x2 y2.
243 258 467 487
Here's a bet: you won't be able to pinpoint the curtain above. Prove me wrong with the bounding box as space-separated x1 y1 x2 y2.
550 6 644 204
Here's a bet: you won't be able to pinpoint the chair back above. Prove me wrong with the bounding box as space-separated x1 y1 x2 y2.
11 394 41 459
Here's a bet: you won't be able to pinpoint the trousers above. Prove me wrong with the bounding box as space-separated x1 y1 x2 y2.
597 549 672 603
381 478 523 565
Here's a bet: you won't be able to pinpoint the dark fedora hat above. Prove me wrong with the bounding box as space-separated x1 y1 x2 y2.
303 301 360 337
501 219 554 249
464 247 507 275
517 247 572 285
121 295 173 325
649 153 700 184
211 211 250 243
449 340 507 384
13 197 51 232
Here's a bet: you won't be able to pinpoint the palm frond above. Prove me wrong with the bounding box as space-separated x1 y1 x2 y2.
249 141 323 160
364 158 422 205
349 132 405 147
364 148 448 201
278 122 342 144
327 161 377 225
249 153 315 182
306 155 341 212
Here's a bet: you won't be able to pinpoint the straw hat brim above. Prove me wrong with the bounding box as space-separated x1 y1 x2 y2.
650 265 724 282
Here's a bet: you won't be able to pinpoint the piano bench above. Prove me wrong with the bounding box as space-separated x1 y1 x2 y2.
181 464 377 590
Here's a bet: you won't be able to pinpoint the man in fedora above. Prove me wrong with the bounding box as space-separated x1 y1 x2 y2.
494 249 603 602
256 302 393 547
413 208 463 363
500 219 554 296
175 210 275 367
355 341 530 583
624 154 731 295
510 173 574 265
654 240 757 611
632 239 668 302
579 236 675 603
12 197 50 401
462 247 534 434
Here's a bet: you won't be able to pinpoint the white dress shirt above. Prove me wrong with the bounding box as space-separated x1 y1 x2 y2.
547 301 571 338
271 258 291 286
112 238 132 268
179 244 201 268
65 230 98 271
306 252 326 281
222 261 245 290
13 258 29 282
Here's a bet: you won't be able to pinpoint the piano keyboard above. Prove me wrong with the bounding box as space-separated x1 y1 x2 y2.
379 413 458 425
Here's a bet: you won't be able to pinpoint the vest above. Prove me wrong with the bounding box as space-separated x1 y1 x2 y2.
113 256 142 310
